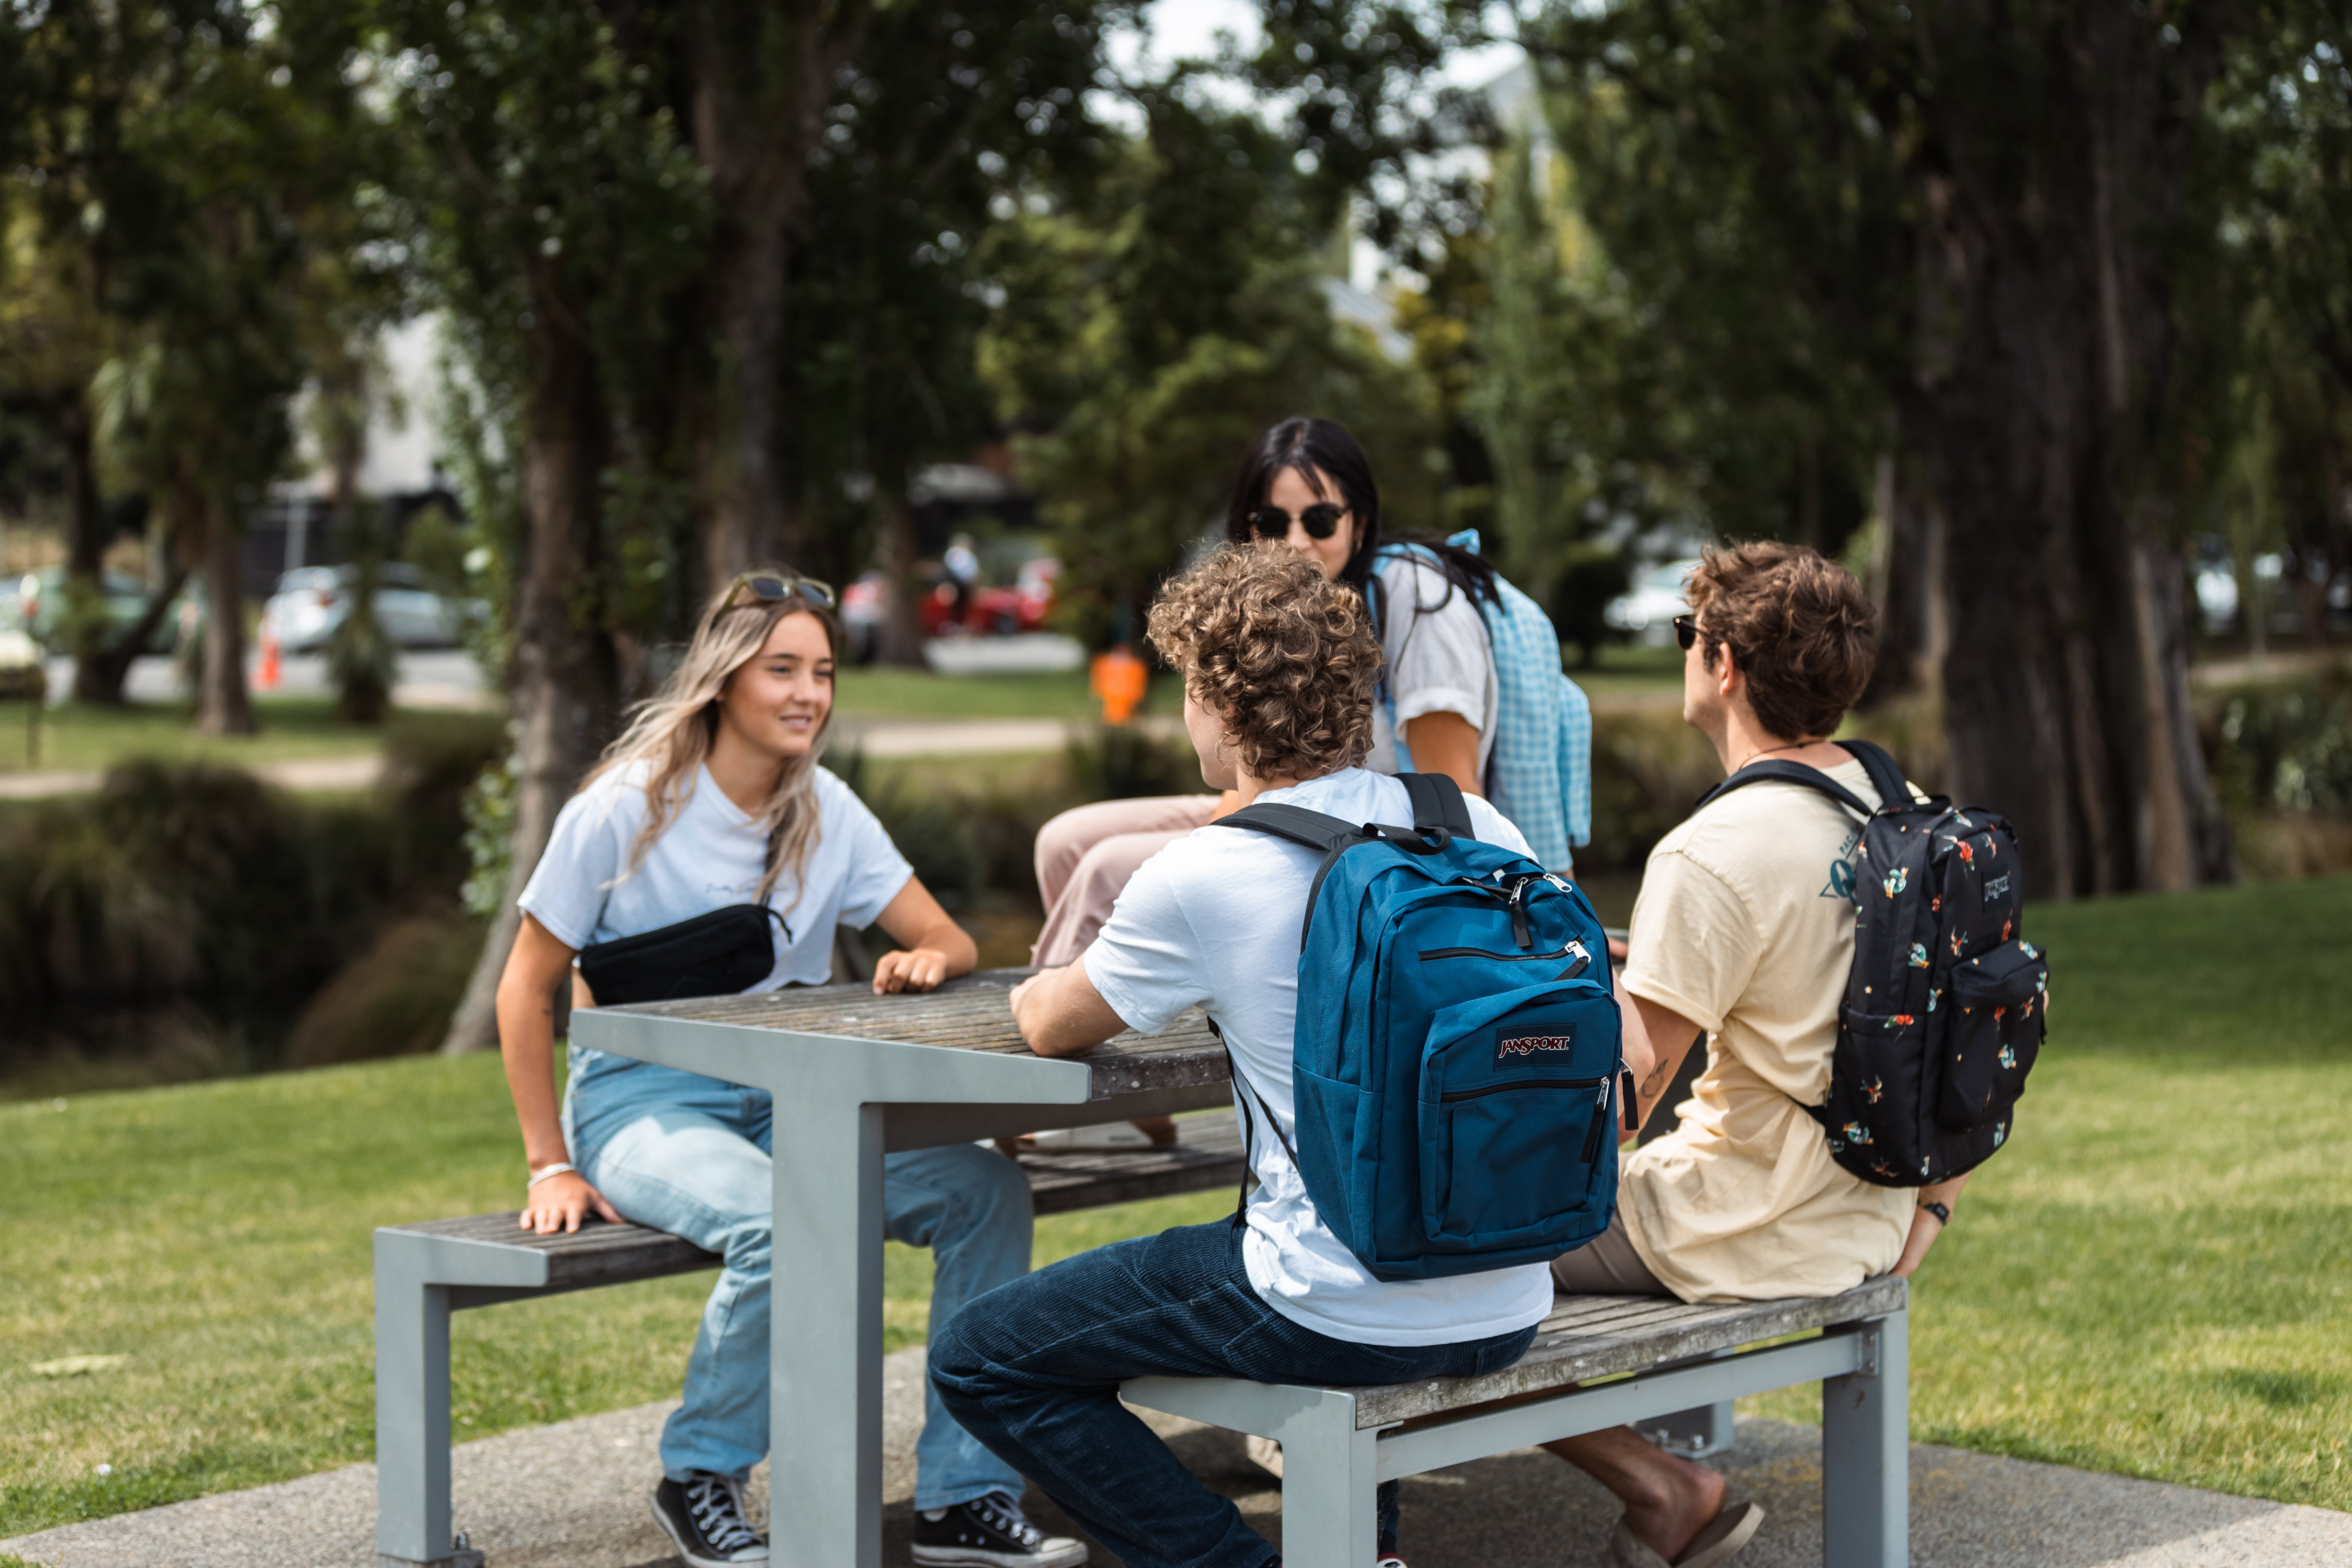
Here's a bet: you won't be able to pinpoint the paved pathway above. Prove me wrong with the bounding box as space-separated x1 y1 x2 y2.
7 1347 2344 1568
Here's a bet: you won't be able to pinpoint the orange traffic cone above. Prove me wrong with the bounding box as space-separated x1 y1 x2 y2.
257 625 282 691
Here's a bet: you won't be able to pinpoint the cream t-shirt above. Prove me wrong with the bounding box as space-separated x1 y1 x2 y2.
1616 755 1914 1302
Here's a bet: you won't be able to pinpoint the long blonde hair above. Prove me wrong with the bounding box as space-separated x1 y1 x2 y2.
582 572 838 910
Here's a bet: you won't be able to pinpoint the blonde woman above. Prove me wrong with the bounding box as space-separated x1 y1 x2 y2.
495 571 1085 1568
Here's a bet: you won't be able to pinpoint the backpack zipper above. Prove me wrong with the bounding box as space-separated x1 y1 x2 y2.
1439 1074 1604 1102
1416 941 1591 972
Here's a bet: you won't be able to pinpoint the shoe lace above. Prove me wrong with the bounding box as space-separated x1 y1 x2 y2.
685 1474 762 1553
973 1492 1045 1548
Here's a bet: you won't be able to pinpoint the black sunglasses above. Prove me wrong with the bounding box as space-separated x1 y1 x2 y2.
1674 613 1700 650
722 572 837 614
1246 502 1349 542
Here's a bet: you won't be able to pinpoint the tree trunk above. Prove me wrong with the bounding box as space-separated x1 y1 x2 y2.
1860 429 1948 708
441 298 618 1053
1912 1 2236 897
681 0 874 592
60 393 139 706
194 480 256 737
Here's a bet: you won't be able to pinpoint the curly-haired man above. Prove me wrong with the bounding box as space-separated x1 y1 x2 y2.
928 545 1573 1568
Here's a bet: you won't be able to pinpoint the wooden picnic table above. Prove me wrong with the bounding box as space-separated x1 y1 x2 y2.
570 968 1233 1568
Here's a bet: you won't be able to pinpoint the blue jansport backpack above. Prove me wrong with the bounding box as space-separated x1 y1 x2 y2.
1371 533 1593 872
1216 773 1628 1282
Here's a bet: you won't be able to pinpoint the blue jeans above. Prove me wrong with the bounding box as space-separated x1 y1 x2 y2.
929 1220 1537 1568
568 1059 1031 1510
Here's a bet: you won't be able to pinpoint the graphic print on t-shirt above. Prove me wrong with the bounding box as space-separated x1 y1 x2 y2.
1818 823 1862 900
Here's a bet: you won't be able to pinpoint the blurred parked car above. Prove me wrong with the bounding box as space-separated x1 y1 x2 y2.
11 568 184 655
260 564 479 652
0 624 46 701
1604 557 1703 646
920 555 1059 638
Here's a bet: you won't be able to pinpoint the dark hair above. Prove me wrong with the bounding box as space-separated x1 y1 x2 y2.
1222 416 1498 620
1686 541 1877 741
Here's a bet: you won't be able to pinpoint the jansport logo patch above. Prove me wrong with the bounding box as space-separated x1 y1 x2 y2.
1984 873 2011 903
1496 1027 1576 1064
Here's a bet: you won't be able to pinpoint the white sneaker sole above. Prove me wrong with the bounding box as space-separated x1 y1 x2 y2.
910 1540 1088 1568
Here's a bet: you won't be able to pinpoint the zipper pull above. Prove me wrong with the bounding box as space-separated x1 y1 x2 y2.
1582 1081 1610 1162
1621 1069 1640 1132
1507 877 1533 949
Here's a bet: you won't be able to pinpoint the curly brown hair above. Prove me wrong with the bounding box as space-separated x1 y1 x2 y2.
1686 540 1877 741
1147 545 1380 781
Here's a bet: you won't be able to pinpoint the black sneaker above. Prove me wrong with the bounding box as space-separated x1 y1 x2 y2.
911 1490 1088 1568
652 1471 770 1566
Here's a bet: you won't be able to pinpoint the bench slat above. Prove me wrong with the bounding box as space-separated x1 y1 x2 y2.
1351 1276 1907 1428
381 1114 1252 1292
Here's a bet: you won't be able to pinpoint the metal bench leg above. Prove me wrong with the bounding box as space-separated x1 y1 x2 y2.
374 1255 484 1568
1821 1312 1907 1568
1275 1401 1380 1568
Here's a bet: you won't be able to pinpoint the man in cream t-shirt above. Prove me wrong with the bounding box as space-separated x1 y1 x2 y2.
1536 542 1972 1568
1613 752 1914 1300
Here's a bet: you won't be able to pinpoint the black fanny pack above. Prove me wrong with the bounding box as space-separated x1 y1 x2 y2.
576 905 790 1007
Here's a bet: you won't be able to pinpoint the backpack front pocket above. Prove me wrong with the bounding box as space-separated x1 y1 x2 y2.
1416 982 1618 1245
1937 938 2048 1131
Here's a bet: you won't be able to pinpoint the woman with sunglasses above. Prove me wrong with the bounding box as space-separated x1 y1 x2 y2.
1031 415 1503 969
493 570 1086 1568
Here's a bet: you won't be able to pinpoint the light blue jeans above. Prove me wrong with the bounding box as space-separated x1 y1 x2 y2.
566 1056 1031 1509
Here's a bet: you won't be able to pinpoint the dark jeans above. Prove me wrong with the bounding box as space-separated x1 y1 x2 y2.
929 1220 1537 1568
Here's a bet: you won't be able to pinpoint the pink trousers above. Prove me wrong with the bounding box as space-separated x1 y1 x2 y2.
1030 794 1223 966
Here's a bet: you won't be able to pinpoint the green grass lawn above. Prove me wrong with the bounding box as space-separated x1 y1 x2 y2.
3 876 2347 1538
0 697 391 776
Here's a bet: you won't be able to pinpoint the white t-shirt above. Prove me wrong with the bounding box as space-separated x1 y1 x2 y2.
520 760 913 1084
1082 767 1557 1346
1366 553 1499 780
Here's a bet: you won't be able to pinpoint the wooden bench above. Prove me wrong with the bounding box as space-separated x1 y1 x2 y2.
1124 1277 1908 1568
372 1116 1248 1568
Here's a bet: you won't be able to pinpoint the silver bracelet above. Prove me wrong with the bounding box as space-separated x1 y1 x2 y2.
527 1162 577 1189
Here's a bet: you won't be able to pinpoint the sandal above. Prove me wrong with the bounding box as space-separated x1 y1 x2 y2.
1607 1501 1764 1568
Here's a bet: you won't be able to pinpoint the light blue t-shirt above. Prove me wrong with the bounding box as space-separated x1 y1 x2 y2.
520 758 912 1090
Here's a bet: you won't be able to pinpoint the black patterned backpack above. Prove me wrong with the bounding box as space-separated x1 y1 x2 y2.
1694 740 2048 1185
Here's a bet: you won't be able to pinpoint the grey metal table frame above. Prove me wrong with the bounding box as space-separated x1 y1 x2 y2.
406 987 1227 1568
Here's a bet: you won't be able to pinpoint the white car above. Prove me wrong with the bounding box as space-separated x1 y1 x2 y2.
260 564 473 652
0 624 45 701
1605 557 1703 646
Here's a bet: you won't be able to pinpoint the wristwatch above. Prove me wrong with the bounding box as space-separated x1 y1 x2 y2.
1919 1200 1951 1227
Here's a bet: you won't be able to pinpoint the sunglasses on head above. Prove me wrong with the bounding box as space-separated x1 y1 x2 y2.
1674 613 1701 651
721 571 837 614
1246 502 1349 542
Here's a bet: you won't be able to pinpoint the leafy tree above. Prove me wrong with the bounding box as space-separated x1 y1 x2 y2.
1511 0 2352 895
980 84 1447 651
368 0 710 1048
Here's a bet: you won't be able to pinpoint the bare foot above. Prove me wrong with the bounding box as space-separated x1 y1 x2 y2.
1627 1452 1725 1559
1544 1425 1728 1561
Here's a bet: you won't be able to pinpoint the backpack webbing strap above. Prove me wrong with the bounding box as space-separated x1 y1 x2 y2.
1400 771 1476 838
1202 1015 1301 1230
1213 802 1361 855
1694 758 1876 820
1837 739 1913 812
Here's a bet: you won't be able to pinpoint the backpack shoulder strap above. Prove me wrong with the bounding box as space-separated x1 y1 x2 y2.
1836 739 1914 811
1213 802 1360 856
1694 760 1875 819
1400 772 1476 838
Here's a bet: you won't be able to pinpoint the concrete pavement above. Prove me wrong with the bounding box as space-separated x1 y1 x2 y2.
6 1345 2345 1568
